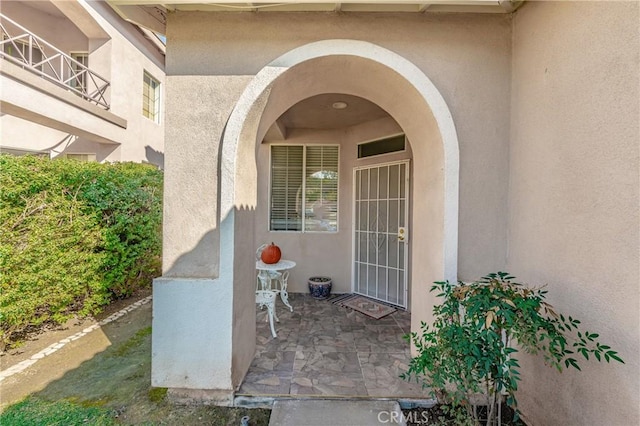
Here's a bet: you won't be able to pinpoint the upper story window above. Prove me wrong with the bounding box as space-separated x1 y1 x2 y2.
270 145 339 233
142 71 161 123
2 37 43 71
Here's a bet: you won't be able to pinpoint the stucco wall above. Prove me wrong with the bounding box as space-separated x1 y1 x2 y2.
161 75 251 277
509 2 640 425
166 10 512 284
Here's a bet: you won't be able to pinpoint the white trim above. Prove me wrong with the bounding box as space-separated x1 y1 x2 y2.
353 158 410 171
355 131 405 146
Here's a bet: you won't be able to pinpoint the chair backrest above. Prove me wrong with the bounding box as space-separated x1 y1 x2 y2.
256 243 268 261
255 289 276 303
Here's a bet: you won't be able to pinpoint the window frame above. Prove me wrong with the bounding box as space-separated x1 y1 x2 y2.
357 133 406 159
142 70 161 124
2 37 43 71
63 153 97 162
69 51 89 93
268 143 340 234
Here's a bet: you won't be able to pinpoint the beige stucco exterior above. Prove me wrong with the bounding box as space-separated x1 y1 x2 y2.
114 1 638 424
508 2 639 425
152 6 507 401
162 10 512 278
0 1 165 166
163 12 511 286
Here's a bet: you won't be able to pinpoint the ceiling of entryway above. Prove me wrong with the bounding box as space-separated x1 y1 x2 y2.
262 93 394 141
279 93 390 130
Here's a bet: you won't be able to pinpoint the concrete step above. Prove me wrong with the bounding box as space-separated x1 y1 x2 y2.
268 399 406 426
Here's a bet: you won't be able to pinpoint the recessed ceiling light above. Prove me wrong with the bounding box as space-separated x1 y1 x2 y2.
332 101 348 110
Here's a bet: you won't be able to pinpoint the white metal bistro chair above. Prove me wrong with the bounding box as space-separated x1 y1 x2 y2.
255 288 278 338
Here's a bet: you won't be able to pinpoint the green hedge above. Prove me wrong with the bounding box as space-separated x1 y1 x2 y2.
0 155 162 349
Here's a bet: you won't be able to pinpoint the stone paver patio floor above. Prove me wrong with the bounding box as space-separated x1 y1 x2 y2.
237 293 430 398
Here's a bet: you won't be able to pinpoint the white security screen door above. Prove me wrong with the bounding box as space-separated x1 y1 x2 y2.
353 161 409 308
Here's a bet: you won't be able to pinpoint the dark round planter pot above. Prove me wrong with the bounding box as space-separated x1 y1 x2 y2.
308 277 332 299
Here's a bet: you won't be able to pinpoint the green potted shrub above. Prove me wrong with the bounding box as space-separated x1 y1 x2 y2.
402 272 624 425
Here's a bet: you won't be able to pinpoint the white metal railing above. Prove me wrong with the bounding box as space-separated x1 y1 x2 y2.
0 13 110 110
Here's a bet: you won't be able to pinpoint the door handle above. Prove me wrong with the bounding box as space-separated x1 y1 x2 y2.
398 227 407 242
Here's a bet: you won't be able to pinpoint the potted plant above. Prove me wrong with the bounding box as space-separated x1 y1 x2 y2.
308 276 332 299
402 272 624 425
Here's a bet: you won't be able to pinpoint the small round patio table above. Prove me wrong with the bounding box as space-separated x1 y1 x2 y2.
255 259 296 337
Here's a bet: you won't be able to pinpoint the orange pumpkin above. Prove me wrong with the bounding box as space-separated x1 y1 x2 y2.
261 242 281 264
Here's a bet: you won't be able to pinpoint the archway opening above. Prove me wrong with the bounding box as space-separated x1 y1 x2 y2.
221 40 459 391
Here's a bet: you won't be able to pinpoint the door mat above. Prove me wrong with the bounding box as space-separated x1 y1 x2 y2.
332 294 397 319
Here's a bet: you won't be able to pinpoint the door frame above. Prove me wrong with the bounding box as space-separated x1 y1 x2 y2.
351 159 411 308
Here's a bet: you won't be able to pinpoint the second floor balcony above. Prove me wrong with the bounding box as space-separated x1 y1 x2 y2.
0 13 110 110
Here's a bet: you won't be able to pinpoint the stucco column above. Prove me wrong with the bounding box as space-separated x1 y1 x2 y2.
151 75 253 404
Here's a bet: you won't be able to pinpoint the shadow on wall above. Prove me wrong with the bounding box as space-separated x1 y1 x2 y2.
163 228 218 279
162 204 256 279
47 135 119 163
48 135 77 156
145 145 164 169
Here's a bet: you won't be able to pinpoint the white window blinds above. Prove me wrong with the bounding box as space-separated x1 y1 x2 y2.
304 146 338 232
270 146 303 231
270 145 339 232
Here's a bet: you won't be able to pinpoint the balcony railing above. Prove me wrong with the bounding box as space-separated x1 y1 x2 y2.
0 13 110 110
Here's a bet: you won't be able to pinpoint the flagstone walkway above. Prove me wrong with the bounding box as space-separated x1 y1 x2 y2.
238 294 430 398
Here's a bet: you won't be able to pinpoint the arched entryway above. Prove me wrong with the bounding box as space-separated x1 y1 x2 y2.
221 39 459 389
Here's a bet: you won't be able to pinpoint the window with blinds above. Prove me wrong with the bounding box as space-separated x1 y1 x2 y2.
270 145 339 232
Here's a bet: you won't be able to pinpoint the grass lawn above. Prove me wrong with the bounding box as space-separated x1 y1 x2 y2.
0 326 270 425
